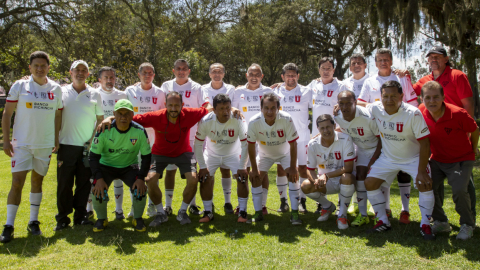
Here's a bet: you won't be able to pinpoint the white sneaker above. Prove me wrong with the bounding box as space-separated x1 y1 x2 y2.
456 224 474 240
147 203 157 217
337 215 349 230
317 203 336 222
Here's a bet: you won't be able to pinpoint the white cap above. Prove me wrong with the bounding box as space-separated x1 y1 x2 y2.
70 60 89 71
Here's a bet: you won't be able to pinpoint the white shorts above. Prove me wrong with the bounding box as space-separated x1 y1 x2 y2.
297 141 308 166
367 156 431 188
257 154 290 172
166 140 195 171
325 176 341 194
356 147 375 167
11 147 52 176
205 152 240 175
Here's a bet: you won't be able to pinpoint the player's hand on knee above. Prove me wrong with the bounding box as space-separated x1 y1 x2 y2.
3 141 14 157
198 168 210 183
287 167 299 183
132 178 147 199
236 169 248 183
315 174 328 189
93 179 108 201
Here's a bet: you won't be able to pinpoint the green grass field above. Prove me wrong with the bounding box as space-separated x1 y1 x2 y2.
0 154 479 269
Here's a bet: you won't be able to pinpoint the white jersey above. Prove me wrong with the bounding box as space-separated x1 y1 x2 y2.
6 77 63 148
59 84 104 146
358 73 418 107
232 83 273 124
274 84 313 142
371 102 430 164
125 84 165 146
309 78 349 136
247 111 299 158
342 74 370 99
306 131 356 174
97 88 127 117
195 112 248 169
334 105 379 151
202 82 235 105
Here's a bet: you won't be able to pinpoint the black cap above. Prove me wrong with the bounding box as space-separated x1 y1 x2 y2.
426 46 447 57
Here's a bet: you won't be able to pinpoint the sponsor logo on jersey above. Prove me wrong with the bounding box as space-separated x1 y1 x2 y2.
318 164 325 169
334 151 341 160
41 92 47 99
228 129 235 137
26 102 33 108
444 127 452 135
108 100 114 106
134 107 138 112
11 161 15 168
139 97 143 103
421 127 428 133
375 99 380 101
242 107 247 112
396 122 404 132
357 127 364 136
295 95 301 102
211 139 216 143
152 97 157 104
277 129 284 137
260 141 266 145
103 100 107 106
185 91 191 98
441 81 449 87
93 138 99 144
347 152 353 156
389 122 394 131
130 139 137 145
327 90 333 97
145 97 151 103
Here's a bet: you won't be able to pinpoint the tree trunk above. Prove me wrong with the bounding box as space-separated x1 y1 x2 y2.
462 48 479 118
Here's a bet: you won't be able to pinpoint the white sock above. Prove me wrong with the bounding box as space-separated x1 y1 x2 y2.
305 192 332 208
29 192 42 222
86 193 93 212
238 197 248 212
262 188 268 207
289 182 300 211
6 205 19 226
113 179 124 213
190 195 197 206
203 200 213 212
155 203 165 214
222 178 232 204
276 176 288 199
299 177 307 199
165 189 174 207
418 190 435 226
368 189 389 224
356 181 368 216
380 185 391 210
338 184 355 217
251 186 263 211
398 183 411 212
180 201 189 211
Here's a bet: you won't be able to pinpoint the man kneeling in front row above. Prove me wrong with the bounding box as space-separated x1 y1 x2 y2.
89 99 151 232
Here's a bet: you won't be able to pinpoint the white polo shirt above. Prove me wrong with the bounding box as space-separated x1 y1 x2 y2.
334 105 379 151
6 77 63 148
59 84 104 146
342 74 370 99
232 83 273 124
358 73 418 107
195 112 248 169
274 84 313 142
371 102 430 163
202 82 235 105
307 131 356 174
97 88 127 117
247 111 299 158
309 78 349 136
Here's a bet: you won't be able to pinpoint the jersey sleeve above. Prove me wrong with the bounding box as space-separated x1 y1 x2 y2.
195 118 207 141
307 141 317 170
343 136 356 162
55 86 64 110
459 109 478 133
95 91 104 115
187 107 209 125
285 117 299 143
247 121 257 144
358 81 370 102
455 71 473 100
412 110 430 140
132 112 155 128
238 119 248 142
400 76 419 107
6 81 21 102
89 132 105 155
369 114 380 137
139 129 151 155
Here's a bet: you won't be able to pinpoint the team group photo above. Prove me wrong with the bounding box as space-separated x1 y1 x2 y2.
1 0 480 268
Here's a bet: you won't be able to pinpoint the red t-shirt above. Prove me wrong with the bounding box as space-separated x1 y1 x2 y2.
419 102 477 163
133 107 208 157
413 66 472 108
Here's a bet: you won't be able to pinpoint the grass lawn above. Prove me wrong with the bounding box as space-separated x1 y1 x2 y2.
0 154 479 269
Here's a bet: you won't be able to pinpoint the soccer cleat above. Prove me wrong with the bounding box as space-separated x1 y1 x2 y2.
224 203 234 214
54 221 70 231
314 202 322 214
93 219 108 232
233 206 240 216
87 211 94 219
177 210 192 225
420 224 436 240
431 220 452 234
188 205 203 216
0 225 14 243
290 211 302 225
299 198 308 213
149 212 168 227
337 215 349 230
456 224 474 240
399 211 410 224
114 211 125 220
317 203 336 222
351 215 370 227
146 203 157 217
237 211 248 223
74 218 94 226
133 218 146 232
246 211 264 224
199 211 214 223
262 206 268 215
277 198 290 213
366 220 391 234
386 209 393 219
164 206 173 216
27 221 42 235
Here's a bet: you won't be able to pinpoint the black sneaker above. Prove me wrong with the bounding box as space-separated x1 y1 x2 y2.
87 211 94 219
366 220 391 234
114 211 125 220
299 198 308 213
74 218 94 226
277 197 290 213
54 220 70 231
133 218 146 232
164 206 173 216
188 205 203 215
224 203 234 214
93 219 108 232
0 225 14 243
314 202 322 214
27 221 42 235
420 224 436 241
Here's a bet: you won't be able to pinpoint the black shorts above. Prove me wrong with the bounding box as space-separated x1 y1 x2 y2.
95 164 140 190
151 152 196 179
